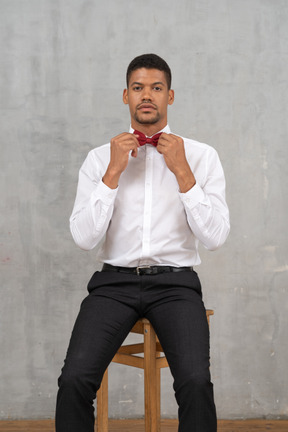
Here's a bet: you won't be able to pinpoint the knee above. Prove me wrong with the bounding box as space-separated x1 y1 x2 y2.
174 372 212 398
58 366 99 399
188 372 211 387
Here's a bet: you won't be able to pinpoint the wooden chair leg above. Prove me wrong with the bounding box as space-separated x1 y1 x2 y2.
144 321 158 432
97 369 108 432
156 365 161 432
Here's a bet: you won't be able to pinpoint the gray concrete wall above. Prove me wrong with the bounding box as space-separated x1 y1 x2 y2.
0 0 287 420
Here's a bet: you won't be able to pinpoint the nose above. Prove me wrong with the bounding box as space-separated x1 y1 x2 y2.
142 86 152 101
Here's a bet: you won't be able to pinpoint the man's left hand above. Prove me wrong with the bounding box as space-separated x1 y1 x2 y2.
157 133 196 193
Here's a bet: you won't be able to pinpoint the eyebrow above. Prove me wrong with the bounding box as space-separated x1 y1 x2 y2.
130 81 166 87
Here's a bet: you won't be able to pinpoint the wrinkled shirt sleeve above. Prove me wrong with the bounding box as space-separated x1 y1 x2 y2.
179 147 230 250
69 151 117 250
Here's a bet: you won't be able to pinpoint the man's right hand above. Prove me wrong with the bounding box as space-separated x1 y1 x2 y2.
102 132 140 189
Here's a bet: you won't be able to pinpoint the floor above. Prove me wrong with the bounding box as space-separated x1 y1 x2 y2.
0 419 287 432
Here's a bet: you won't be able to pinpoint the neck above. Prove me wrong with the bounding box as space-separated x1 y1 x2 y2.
131 121 167 137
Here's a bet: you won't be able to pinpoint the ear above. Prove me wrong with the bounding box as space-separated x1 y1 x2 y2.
168 89 174 106
123 89 129 105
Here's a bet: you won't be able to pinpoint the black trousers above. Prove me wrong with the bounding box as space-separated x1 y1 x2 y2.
55 269 217 432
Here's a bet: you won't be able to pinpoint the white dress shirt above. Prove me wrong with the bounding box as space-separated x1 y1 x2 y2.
70 125 230 267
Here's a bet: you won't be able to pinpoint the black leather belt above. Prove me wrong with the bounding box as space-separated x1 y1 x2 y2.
102 263 193 276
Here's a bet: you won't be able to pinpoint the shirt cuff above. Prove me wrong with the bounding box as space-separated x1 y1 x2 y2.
91 180 118 206
179 183 205 208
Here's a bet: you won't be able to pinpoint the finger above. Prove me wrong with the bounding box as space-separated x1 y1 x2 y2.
120 134 140 147
113 136 140 151
157 138 170 150
156 145 164 155
158 134 173 147
113 132 139 143
158 132 172 142
111 132 131 142
130 133 141 147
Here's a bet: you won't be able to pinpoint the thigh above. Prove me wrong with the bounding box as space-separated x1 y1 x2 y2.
145 271 211 384
62 272 140 380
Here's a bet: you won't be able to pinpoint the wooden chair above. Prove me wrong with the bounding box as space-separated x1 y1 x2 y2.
96 310 214 432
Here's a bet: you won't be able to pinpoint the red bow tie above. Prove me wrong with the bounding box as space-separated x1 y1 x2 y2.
133 130 162 147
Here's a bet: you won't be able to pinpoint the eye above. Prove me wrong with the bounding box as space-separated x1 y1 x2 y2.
133 86 142 91
153 86 162 91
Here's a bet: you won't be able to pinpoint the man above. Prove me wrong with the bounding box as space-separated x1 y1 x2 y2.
56 53 230 432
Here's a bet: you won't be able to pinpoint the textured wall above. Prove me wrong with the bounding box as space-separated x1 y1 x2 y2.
0 0 287 420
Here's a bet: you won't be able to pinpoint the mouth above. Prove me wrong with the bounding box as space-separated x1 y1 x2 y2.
137 103 157 111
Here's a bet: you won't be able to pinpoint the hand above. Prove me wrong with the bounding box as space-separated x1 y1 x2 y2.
157 133 196 193
103 132 140 189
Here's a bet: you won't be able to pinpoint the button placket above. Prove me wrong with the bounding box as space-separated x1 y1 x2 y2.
141 146 154 260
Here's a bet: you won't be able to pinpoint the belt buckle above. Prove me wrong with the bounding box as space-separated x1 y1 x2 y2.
136 265 151 276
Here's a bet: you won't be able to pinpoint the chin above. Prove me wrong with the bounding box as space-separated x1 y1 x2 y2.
135 115 160 125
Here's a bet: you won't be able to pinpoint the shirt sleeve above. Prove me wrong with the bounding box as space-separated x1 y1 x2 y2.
69 150 118 250
179 147 230 251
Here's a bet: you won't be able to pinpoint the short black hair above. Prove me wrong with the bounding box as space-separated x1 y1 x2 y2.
126 53 172 89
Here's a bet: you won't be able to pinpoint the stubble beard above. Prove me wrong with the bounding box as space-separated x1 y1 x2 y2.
134 110 160 125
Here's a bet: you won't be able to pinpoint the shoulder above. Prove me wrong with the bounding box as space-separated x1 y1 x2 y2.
184 136 215 152
80 142 111 175
174 133 223 175
175 133 219 158
84 142 111 163
89 142 111 158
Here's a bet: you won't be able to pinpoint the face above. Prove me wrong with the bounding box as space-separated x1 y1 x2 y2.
123 68 174 131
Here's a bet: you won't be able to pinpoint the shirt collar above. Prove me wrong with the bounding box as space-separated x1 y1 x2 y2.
129 124 171 137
